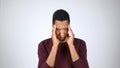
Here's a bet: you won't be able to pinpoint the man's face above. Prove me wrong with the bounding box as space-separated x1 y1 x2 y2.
53 20 69 42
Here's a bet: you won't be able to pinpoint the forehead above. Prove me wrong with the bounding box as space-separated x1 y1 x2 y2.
54 20 69 28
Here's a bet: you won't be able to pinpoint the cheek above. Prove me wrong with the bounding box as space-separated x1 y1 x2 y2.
55 30 59 36
64 31 68 35
55 31 68 36
64 30 69 34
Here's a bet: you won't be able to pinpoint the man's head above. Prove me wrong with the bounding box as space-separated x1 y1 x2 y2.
52 9 70 42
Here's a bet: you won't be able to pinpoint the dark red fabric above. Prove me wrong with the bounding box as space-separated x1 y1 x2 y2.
38 38 89 68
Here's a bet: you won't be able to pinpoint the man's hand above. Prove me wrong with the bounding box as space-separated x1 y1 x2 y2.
52 25 60 46
66 25 74 46
46 25 60 67
66 25 79 62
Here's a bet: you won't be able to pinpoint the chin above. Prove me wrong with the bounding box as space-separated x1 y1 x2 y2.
57 36 67 42
59 38 66 43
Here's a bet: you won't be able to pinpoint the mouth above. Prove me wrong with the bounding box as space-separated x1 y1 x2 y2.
57 36 66 41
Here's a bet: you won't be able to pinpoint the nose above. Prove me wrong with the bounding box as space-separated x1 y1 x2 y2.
59 30 66 37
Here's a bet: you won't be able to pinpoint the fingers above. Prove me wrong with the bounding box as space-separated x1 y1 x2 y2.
52 25 56 37
68 25 74 37
52 25 60 46
52 25 56 33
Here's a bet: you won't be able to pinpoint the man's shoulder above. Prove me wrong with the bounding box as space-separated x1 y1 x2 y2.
74 38 86 43
38 38 52 46
41 38 52 42
74 38 86 47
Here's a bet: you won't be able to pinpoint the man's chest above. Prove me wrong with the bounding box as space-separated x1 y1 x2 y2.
54 45 73 68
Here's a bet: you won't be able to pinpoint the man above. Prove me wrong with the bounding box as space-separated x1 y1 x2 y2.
38 9 89 68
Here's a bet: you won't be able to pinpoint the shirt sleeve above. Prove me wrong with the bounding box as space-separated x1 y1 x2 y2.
72 41 89 68
38 42 52 68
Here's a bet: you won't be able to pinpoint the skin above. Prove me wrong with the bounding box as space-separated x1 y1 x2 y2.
46 20 80 67
55 20 69 42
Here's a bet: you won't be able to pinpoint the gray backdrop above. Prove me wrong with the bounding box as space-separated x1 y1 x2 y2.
0 0 120 68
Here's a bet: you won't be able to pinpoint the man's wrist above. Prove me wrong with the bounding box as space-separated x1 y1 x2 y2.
68 43 74 46
52 44 59 49
68 44 75 48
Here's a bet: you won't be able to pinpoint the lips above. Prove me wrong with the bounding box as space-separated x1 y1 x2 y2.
56 33 68 41
58 36 66 41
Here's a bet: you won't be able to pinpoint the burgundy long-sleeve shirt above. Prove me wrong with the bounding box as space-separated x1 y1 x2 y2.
38 38 89 68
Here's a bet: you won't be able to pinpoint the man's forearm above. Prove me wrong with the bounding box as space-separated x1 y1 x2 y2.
68 44 79 62
46 45 58 67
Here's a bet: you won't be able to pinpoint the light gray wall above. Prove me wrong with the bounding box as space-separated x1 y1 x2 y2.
0 0 120 68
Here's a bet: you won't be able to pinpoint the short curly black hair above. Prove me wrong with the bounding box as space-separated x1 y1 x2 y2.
52 9 70 25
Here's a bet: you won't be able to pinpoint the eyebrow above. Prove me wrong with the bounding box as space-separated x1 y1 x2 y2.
56 28 68 30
